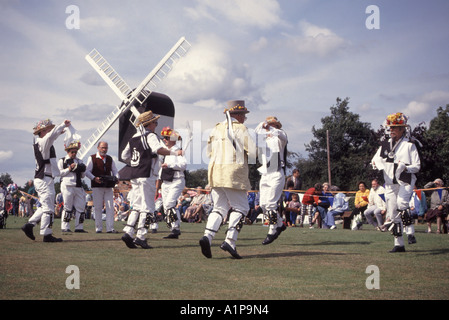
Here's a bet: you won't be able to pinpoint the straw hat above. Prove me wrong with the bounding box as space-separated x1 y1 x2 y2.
223 100 249 114
33 119 55 135
386 112 408 127
64 140 81 151
160 126 181 141
135 110 160 127
265 116 282 129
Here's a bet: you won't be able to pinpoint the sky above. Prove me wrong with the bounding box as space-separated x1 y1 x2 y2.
1 0 449 187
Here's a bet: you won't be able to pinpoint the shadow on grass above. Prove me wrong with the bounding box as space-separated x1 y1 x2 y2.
297 240 373 246
215 250 348 260
413 248 449 256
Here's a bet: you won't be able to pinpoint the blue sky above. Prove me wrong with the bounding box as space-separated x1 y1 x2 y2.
1 0 449 186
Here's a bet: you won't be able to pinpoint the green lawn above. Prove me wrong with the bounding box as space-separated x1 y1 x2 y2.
1 216 448 300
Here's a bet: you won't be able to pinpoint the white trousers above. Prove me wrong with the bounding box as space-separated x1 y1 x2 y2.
92 187 114 232
364 205 384 227
61 184 86 231
204 187 249 249
161 178 185 231
123 176 157 240
385 183 415 246
259 170 285 235
28 177 55 236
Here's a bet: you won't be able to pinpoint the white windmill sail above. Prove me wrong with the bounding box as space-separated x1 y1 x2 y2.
77 37 191 159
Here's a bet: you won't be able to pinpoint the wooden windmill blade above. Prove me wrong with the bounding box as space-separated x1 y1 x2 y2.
77 37 191 160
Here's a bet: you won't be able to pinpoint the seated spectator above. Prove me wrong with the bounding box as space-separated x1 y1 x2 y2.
114 205 129 221
409 185 427 220
177 188 192 219
282 180 295 226
424 179 449 234
311 182 333 228
283 193 301 227
246 191 262 224
324 186 349 229
364 179 386 231
351 181 369 228
196 186 213 223
183 187 208 222
300 183 322 228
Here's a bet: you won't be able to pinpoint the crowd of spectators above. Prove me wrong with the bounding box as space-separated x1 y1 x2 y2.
1 171 448 234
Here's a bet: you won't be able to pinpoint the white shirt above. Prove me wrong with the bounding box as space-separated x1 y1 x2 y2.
372 136 420 186
58 155 86 187
255 122 288 174
368 186 386 210
35 121 67 178
85 152 119 181
158 144 187 180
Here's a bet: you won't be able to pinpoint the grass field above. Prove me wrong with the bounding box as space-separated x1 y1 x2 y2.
1 215 448 300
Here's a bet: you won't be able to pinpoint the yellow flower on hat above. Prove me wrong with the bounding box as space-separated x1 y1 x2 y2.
386 112 408 126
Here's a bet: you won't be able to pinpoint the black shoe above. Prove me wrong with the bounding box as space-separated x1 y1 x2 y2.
21 223 35 240
61 229 72 233
262 233 277 245
134 238 152 249
107 230 119 234
408 235 417 244
199 236 212 258
276 224 287 236
121 234 137 249
43 234 63 242
75 229 88 233
220 241 242 259
389 246 406 253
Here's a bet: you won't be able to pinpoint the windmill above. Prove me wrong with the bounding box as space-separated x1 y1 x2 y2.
77 37 191 162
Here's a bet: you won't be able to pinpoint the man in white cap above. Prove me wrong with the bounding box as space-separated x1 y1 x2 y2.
159 126 186 239
199 100 257 259
255 116 288 245
22 118 71 242
58 133 87 233
121 111 183 249
372 112 421 252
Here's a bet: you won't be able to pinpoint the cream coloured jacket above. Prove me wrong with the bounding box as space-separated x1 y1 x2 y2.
207 119 257 190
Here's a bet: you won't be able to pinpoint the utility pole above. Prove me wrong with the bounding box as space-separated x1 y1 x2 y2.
327 130 331 186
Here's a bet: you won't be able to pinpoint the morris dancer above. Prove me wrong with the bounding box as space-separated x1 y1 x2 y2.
199 100 257 259
22 119 71 242
255 116 288 245
371 112 420 252
58 130 87 233
121 111 182 249
159 127 186 239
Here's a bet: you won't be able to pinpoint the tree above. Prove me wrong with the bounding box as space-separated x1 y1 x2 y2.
295 97 378 190
0 173 14 186
414 105 449 185
185 169 208 188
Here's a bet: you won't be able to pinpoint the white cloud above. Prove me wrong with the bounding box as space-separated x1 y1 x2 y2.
402 90 449 123
186 0 282 29
80 16 124 33
250 37 269 52
0 150 13 162
161 34 265 108
283 21 348 57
